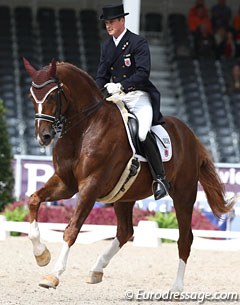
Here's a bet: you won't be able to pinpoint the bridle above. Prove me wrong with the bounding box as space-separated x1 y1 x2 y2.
31 77 66 138
31 77 104 138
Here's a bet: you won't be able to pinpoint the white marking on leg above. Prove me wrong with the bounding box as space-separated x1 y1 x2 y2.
28 220 46 256
91 238 120 273
171 259 186 292
52 242 70 278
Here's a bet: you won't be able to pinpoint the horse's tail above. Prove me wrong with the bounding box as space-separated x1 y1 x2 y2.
197 138 235 217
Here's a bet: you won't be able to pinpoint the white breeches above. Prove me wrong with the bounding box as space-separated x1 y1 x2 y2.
123 90 153 141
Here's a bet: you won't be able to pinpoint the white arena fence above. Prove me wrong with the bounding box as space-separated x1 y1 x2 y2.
0 217 240 251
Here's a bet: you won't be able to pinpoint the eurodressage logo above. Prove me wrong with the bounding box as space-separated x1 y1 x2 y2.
124 290 240 303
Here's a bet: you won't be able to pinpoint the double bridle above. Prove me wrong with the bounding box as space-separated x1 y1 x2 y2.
31 78 104 138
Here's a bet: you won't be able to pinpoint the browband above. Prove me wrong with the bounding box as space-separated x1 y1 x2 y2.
32 79 57 89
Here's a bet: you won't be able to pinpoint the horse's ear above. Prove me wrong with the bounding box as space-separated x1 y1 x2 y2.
49 58 57 78
23 57 36 78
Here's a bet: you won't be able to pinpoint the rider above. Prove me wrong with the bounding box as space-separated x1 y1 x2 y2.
95 4 169 200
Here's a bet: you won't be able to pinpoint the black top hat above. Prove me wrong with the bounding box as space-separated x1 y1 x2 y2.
100 4 129 20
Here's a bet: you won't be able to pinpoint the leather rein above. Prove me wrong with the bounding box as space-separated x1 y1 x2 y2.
31 78 104 138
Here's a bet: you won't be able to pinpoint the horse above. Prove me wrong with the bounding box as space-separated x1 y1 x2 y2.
23 58 235 291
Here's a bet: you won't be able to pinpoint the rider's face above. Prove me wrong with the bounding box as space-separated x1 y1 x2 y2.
105 17 125 38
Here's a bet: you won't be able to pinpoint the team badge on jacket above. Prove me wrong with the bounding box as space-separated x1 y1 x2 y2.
124 54 131 67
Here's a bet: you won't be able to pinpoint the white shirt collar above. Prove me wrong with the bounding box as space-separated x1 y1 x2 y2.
113 28 127 46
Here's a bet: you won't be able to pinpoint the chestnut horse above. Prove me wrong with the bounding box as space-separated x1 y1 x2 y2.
23 58 234 291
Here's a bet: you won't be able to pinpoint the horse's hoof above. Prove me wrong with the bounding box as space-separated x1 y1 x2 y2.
35 248 51 267
39 275 59 289
86 271 103 284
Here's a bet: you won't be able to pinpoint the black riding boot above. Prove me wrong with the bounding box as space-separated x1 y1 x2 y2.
142 132 170 200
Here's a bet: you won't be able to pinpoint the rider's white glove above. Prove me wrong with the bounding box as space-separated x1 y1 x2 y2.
104 83 123 95
106 92 125 103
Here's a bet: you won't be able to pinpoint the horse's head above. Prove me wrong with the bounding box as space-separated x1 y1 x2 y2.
23 58 68 146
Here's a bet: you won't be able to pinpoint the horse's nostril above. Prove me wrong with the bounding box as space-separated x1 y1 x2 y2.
43 134 51 141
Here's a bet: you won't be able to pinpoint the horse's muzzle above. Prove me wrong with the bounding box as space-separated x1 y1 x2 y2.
38 129 55 146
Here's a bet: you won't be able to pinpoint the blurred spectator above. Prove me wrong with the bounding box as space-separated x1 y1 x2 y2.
211 0 232 32
223 30 236 59
188 3 212 33
188 0 209 20
233 6 240 57
193 23 216 59
227 61 240 93
233 6 240 31
214 26 227 58
215 29 236 59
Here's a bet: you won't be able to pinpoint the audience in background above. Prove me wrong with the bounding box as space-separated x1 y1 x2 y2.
233 6 240 57
186 0 240 60
223 30 236 58
187 1 215 59
193 23 216 59
211 0 232 32
188 0 209 22
214 26 227 59
188 2 212 34
226 61 240 93
214 28 236 59
233 6 240 32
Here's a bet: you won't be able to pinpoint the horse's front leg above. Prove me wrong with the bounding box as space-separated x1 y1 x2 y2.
28 174 75 268
39 180 97 289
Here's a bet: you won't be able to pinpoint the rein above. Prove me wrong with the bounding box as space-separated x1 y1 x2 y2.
32 78 104 138
62 99 104 135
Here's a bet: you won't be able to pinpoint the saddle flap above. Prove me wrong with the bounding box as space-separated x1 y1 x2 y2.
112 98 172 162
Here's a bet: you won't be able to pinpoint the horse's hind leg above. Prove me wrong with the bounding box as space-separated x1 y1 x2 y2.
87 201 135 284
171 188 196 292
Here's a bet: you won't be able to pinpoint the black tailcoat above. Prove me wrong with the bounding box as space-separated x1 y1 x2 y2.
95 29 164 125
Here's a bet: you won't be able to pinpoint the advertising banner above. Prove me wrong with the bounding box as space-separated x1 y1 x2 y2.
12 155 240 230
13 155 240 203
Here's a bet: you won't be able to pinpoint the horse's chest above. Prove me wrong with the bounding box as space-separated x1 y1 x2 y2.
55 158 75 182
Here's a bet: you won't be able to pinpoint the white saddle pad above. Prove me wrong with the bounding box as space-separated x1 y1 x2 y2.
136 125 172 162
